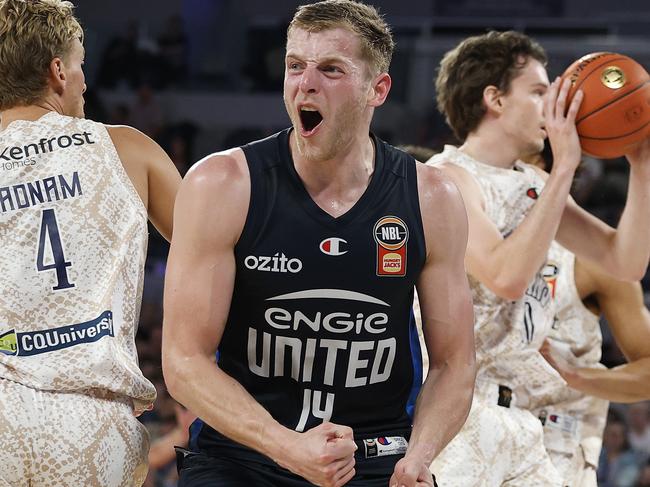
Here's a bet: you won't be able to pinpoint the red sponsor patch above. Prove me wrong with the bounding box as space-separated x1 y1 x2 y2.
526 187 539 200
373 216 408 277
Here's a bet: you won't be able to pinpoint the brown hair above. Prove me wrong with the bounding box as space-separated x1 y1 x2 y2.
288 0 394 76
0 0 83 110
435 30 547 141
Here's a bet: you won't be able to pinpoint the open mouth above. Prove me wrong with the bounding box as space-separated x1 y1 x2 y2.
299 108 323 135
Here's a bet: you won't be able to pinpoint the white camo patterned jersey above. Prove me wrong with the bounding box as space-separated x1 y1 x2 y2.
425 146 560 392
0 112 155 414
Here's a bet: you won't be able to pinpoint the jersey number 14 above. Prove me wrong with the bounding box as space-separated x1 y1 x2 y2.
37 208 75 291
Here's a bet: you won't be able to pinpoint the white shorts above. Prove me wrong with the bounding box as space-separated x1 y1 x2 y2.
431 382 562 487
547 446 596 487
0 378 149 487
534 397 607 487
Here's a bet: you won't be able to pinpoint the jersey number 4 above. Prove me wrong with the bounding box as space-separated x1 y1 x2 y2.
37 208 75 291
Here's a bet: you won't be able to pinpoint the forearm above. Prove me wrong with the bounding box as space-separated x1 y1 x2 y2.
488 168 574 293
164 353 296 465
610 163 650 279
407 355 476 464
568 358 650 403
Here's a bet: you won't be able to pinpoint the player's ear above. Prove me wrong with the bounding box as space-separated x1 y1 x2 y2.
48 57 66 95
483 85 503 114
368 72 391 108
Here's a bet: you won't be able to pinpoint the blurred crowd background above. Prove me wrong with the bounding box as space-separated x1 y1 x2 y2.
72 0 650 485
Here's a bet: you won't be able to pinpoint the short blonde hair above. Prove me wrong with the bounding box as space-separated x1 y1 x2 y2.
288 0 394 76
0 0 83 110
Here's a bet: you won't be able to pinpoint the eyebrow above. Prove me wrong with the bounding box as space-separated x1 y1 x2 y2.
285 53 348 65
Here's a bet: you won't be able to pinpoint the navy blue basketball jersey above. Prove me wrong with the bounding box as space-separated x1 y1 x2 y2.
191 129 426 462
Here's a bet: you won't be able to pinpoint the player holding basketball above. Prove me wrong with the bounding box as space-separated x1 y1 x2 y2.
162 1 475 486
425 30 650 486
0 1 180 485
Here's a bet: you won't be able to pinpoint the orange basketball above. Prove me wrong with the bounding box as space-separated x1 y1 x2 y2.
561 52 650 159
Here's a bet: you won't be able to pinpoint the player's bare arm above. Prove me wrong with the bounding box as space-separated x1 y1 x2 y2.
162 151 356 487
542 258 650 402
390 165 475 487
556 137 650 281
107 125 181 241
435 78 583 300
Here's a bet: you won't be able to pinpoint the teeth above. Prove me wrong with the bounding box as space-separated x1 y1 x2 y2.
300 107 318 112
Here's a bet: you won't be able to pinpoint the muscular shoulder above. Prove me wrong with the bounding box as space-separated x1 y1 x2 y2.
416 163 463 211
105 124 170 176
428 160 484 211
184 148 249 196
106 124 160 157
416 164 468 254
176 149 251 245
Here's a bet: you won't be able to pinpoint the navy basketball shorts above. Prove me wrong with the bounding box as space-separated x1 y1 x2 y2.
176 435 438 486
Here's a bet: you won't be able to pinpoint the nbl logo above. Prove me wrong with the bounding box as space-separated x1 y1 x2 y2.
373 216 408 277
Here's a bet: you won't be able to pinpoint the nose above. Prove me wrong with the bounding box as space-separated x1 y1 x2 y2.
299 65 320 95
82 83 87 94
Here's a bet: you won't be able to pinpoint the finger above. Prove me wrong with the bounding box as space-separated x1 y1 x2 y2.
545 77 560 120
416 464 434 483
330 424 354 440
555 78 571 119
395 466 419 487
565 89 583 123
325 438 357 459
625 135 649 159
539 340 550 354
335 466 355 487
333 457 356 485
390 458 407 487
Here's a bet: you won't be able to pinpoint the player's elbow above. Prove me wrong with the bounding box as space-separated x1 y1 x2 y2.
161 348 191 402
490 274 528 301
617 265 646 283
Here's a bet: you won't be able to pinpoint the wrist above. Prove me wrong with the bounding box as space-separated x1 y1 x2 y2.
405 440 436 466
629 161 650 179
549 162 578 179
259 422 299 468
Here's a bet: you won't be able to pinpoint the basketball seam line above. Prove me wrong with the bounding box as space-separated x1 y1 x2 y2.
580 120 649 140
576 79 650 125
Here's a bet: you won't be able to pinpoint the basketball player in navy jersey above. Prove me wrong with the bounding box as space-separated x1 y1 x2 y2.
162 1 475 486
0 1 180 485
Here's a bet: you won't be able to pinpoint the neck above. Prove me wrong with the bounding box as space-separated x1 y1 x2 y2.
1 103 60 131
460 125 521 169
290 129 375 194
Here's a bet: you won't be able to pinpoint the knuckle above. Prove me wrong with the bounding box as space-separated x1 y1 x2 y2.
319 453 333 464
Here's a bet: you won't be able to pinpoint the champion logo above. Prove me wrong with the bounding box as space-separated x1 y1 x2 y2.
320 237 348 256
